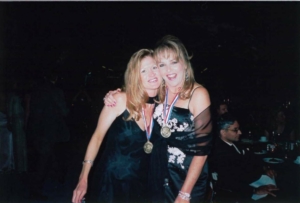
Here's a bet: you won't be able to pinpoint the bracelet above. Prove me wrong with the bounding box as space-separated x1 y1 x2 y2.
178 191 191 201
82 160 94 165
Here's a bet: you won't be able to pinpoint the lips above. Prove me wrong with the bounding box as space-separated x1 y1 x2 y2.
166 73 177 80
148 78 158 83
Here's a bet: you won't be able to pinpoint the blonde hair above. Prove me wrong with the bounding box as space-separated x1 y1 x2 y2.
124 49 155 121
154 35 196 101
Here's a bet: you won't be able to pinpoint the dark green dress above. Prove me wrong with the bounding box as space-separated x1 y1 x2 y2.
90 110 157 203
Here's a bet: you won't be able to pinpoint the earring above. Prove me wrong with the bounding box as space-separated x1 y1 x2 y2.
162 79 165 87
185 70 189 81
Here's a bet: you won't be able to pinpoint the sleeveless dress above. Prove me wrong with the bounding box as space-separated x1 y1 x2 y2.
89 109 157 203
150 91 212 203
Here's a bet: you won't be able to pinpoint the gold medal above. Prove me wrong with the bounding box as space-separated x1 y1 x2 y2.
141 107 155 154
143 141 153 154
161 88 178 139
161 125 171 138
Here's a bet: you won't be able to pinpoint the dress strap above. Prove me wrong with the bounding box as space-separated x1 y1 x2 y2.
187 86 202 109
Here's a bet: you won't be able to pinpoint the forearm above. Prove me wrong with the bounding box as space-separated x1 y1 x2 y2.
79 135 103 181
180 155 207 194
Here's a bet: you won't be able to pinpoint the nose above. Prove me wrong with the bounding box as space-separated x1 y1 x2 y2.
165 64 171 72
148 69 156 77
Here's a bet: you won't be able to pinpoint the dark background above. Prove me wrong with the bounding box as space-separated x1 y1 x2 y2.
0 1 299 135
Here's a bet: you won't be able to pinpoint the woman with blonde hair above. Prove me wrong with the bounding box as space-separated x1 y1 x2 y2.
72 49 162 203
150 35 212 203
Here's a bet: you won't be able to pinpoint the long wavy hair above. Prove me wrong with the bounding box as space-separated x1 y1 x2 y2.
124 49 156 121
154 35 197 101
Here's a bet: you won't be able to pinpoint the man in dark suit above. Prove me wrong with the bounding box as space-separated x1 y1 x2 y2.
208 113 278 202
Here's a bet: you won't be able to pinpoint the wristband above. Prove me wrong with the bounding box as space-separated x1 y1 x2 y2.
82 160 94 165
178 191 191 201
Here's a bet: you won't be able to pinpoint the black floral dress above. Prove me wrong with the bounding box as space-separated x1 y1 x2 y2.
150 101 212 203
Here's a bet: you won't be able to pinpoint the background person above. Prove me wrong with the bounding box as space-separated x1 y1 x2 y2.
264 108 295 142
216 101 228 117
27 70 69 200
6 78 28 173
209 112 278 202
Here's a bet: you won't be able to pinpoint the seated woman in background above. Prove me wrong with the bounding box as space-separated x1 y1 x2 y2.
264 108 295 142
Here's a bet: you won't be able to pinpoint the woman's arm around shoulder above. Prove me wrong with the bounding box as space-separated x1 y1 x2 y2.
92 92 127 142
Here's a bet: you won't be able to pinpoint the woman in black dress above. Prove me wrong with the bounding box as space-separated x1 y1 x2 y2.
72 49 162 203
150 35 212 203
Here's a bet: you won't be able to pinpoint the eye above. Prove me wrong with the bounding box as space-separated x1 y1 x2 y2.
158 63 165 68
171 60 178 64
141 69 146 73
153 65 158 69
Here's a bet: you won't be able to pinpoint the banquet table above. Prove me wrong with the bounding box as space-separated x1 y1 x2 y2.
240 139 300 202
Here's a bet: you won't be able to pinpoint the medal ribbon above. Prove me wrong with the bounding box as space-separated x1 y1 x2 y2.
142 108 154 141
163 88 179 125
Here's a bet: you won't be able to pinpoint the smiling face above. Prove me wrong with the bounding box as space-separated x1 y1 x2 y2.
154 36 196 97
157 51 186 89
140 56 162 96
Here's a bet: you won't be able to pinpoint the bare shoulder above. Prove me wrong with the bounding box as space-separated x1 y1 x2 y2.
114 92 127 111
191 84 210 100
114 92 126 103
189 84 210 114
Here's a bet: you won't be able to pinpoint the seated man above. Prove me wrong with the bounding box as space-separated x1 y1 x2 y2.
208 113 278 202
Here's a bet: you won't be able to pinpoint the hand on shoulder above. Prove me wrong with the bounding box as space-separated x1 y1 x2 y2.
102 92 126 116
104 88 122 106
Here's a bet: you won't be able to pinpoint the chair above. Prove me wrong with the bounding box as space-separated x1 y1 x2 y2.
205 172 218 203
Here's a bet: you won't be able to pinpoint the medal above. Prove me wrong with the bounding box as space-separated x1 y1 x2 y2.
161 88 179 138
143 141 153 154
141 107 154 154
161 125 171 138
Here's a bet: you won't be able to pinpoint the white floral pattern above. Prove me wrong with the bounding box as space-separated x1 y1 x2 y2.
154 103 194 167
168 146 186 169
153 104 191 132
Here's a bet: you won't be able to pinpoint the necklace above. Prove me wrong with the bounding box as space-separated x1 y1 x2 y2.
146 96 158 104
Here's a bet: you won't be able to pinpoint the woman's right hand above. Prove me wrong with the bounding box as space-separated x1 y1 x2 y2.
103 88 121 107
72 179 88 203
